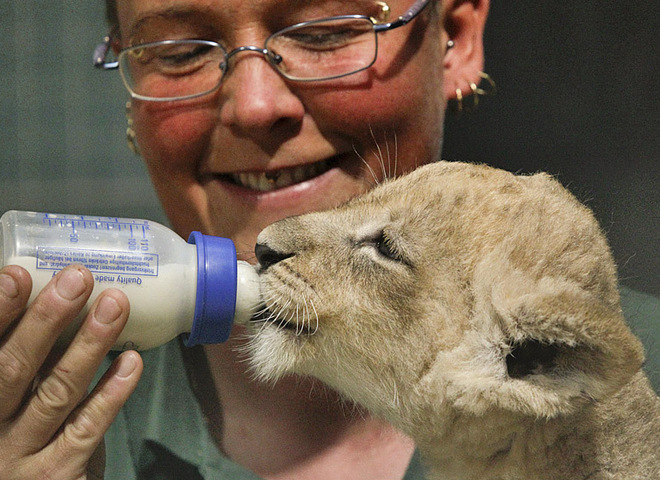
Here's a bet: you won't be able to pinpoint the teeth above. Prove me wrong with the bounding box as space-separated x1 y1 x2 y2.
231 160 329 192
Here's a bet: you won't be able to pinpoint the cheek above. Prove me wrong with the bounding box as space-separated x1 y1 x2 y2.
307 72 444 171
133 102 217 173
311 67 438 124
304 40 445 152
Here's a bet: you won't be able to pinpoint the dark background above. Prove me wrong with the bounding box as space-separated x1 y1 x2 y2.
444 1 660 296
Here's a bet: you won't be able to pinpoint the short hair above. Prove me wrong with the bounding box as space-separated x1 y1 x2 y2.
105 0 119 31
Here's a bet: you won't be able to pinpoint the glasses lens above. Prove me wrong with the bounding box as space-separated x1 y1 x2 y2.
119 40 225 101
267 17 376 81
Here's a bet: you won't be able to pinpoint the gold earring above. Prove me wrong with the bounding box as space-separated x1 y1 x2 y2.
125 100 141 155
449 71 496 114
371 1 391 24
454 87 464 113
473 71 497 97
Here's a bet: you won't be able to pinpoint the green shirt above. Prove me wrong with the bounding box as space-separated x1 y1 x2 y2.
102 339 428 480
102 286 660 479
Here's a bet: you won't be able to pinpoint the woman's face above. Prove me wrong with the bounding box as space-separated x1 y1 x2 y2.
115 0 465 259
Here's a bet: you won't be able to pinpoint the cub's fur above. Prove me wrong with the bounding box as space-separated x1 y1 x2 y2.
247 161 660 479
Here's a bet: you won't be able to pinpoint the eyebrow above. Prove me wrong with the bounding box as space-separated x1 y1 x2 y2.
127 6 215 40
127 0 379 40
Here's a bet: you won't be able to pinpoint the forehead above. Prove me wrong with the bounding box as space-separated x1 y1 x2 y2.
115 0 408 37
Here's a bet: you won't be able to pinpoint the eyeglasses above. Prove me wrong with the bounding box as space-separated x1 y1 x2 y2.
93 0 431 102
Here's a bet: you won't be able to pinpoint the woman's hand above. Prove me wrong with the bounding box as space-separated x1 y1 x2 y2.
0 264 143 479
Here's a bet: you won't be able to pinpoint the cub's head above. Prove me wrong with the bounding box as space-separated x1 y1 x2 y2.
245 161 644 432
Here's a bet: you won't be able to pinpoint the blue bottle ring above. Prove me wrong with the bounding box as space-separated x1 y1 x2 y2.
184 232 237 346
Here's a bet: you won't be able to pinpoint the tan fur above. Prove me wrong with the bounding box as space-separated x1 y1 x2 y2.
246 161 660 479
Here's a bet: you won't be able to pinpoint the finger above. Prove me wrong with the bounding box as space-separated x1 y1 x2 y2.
87 438 107 480
0 265 93 420
11 352 142 480
46 351 142 478
0 265 32 337
13 289 131 452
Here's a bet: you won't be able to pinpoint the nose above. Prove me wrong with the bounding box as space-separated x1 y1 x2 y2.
255 242 294 270
221 46 283 70
218 49 305 135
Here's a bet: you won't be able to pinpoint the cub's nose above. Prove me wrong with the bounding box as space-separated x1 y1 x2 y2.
255 242 293 270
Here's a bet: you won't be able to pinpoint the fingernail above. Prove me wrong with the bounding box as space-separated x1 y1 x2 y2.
56 268 87 300
94 295 122 325
116 353 137 378
0 273 19 299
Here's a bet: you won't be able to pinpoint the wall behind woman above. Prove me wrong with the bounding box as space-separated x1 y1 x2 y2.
0 2 657 296
0 2 167 223
444 0 660 296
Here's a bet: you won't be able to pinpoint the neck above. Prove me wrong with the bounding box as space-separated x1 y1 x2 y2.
184 338 415 480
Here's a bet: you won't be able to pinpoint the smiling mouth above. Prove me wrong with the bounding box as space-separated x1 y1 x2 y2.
228 159 332 192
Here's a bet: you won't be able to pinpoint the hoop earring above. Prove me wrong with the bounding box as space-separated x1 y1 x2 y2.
125 100 141 155
455 87 464 113
449 71 496 114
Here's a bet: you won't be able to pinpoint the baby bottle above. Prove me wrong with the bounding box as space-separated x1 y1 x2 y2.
0 210 260 351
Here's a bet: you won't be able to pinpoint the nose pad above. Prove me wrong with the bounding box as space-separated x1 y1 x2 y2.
222 45 283 71
255 242 294 270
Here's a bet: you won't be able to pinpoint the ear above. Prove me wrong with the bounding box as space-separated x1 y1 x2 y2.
110 30 123 55
491 274 646 418
441 0 490 101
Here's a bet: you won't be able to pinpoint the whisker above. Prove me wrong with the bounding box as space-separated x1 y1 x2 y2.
392 131 398 180
369 125 388 182
353 141 379 186
300 298 307 336
377 127 394 180
309 298 319 335
296 304 303 336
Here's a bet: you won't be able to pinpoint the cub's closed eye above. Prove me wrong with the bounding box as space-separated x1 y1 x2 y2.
372 231 401 262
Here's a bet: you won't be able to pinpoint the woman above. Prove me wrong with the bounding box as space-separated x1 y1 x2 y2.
0 0 485 478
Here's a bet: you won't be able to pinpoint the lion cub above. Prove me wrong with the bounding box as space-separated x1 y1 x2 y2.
247 161 660 480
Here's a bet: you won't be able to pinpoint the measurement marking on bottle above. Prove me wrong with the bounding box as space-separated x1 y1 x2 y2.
40 214 153 249
41 214 151 234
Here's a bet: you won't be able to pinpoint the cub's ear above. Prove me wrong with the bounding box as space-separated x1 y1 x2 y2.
490 274 645 418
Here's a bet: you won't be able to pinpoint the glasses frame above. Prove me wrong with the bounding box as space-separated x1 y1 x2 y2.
93 0 431 102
